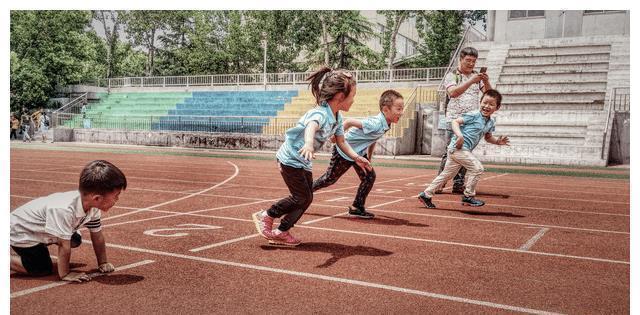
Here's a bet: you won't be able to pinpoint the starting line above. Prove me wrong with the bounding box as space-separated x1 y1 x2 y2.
10 260 155 298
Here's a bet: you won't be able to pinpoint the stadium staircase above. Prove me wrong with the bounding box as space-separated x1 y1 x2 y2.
467 36 628 166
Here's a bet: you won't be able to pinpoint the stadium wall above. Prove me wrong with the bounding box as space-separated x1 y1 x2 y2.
53 128 415 156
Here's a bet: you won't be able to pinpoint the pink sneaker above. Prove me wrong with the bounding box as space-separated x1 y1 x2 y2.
252 210 274 239
269 230 301 246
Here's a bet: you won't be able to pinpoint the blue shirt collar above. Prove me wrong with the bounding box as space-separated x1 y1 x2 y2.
377 112 390 131
320 101 337 125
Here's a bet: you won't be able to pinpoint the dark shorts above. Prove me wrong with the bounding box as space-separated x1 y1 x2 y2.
11 244 53 276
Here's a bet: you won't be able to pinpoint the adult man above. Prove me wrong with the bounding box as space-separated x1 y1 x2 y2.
437 47 492 194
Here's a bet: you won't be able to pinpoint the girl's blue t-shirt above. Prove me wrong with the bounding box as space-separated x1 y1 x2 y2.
276 102 344 171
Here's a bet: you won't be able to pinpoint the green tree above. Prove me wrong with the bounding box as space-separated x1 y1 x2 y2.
305 11 379 70
92 10 124 78
413 10 486 68
378 10 415 70
10 10 98 111
120 10 171 76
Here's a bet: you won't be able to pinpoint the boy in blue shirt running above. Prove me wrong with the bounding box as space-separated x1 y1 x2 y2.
252 67 371 246
313 90 404 219
418 89 509 208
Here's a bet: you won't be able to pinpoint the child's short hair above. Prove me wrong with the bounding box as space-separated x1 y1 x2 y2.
481 89 503 108
79 160 127 195
379 89 403 111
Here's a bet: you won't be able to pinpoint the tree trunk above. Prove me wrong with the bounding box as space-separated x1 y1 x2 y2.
388 14 406 70
339 35 346 68
319 14 330 66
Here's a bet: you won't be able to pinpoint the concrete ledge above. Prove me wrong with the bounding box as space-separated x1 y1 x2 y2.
52 128 413 156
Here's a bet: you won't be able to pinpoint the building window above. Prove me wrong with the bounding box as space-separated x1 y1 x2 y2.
378 23 386 46
509 10 545 19
584 10 626 15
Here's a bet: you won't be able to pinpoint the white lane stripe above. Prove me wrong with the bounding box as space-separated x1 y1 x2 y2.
301 226 628 265
189 234 260 252
10 260 155 298
99 174 432 227
369 199 405 209
320 190 628 217
94 207 627 265
102 161 239 221
520 228 551 251
302 212 348 225
102 242 563 315
316 203 629 235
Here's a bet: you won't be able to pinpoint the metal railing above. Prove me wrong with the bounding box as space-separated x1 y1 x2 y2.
84 67 448 89
612 87 630 112
52 93 87 128
601 86 630 159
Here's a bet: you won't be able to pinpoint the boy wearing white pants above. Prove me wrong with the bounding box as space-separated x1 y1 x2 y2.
419 89 509 208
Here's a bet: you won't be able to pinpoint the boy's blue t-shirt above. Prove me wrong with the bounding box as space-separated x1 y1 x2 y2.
336 112 389 161
276 102 344 171
448 111 496 151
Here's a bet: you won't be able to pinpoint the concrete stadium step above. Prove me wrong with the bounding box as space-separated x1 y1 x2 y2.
475 142 605 160
499 92 605 103
499 101 605 111
493 110 607 123
495 82 607 94
504 53 610 65
498 70 609 84
507 44 611 56
501 62 609 73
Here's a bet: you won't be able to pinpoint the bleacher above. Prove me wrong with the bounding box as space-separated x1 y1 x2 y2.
262 88 417 137
72 88 430 138
156 91 297 133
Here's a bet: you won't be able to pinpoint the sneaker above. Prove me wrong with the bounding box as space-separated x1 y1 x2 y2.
348 206 375 219
252 210 274 239
70 232 82 248
462 196 485 207
451 186 465 194
269 229 301 246
418 192 436 208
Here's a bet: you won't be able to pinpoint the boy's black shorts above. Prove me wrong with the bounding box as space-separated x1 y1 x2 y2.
11 244 53 276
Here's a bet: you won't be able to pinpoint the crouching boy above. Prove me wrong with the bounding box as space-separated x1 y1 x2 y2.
10 160 127 282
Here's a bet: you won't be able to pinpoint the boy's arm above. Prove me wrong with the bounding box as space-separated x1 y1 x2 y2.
367 142 376 162
484 133 510 146
90 230 115 273
298 121 320 160
57 240 90 282
451 117 465 149
335 136 372 172
343 118 363 132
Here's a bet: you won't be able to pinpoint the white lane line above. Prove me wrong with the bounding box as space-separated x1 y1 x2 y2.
100 174 433 228
10 260 155 298
95 206 627 265
102 199 271 228
320 191 628 217
370 199 405 209
101 161 239 221
301 226 628 265
189 234 260 252
316 203 629 235
302 212 348 225
102 242 562 315
520 228 551 251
